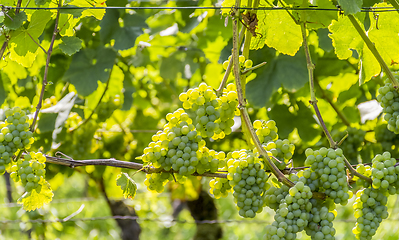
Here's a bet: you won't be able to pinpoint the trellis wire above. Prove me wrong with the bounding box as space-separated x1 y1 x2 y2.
1 5 399 12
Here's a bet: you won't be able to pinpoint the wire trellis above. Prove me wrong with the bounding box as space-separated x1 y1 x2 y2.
1 5 399 12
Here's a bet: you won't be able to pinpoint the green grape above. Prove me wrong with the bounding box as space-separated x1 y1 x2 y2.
227 150 269 218
222 60 229 70
368 152 399 193
144 172 173 193
209 177 232 199
10 152 46 193
261 138 295 171
264 181 313 240
305 199 336 240
377 80 399 134
331 127 365 164
244 59 253 68
303 147 350 205
352 187 388 240
253 119 278 144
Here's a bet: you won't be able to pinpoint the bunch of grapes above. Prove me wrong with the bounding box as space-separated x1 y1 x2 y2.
355 164 372 188
264 184 290 211
42 96 57 109
196 147 225 174
178 83 238 140
370 152 399 189
264 181 313 240
253 119 278 144
222 55 253 73
352 187 388 240
377 80 399 133
374 124 399 153
304 148 350 205
0 107 34 175
144 172 173 193
331 127 365 164
305 199 337 240
209 177 232 199
10 152 46 193
96 95 121 122
227 150 269 218
262 139 295 170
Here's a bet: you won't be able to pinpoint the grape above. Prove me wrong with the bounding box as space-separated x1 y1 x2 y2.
374 123 399 154
0 107 35 175
370 152 399 190
42 96 57 109
179 82 238 140
227 150 269 218
377 80 399 133
305 199 336 240
264 181 313 240
209 177 232 199
352 187 388 240
254 119 279 144
331 127 365 164
303 147 350 205
144 172 173 193
261 138 295 171
10 152 47 193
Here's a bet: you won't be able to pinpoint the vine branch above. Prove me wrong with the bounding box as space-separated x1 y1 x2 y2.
301 22 336 148
231 3 294 188
347 14 398 87
343 156 372 184
30 0 61 132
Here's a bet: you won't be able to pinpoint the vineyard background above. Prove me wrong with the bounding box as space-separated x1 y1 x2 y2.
3 0 399 239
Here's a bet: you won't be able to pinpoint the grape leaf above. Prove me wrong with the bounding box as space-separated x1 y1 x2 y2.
4 10 27 30
116 173 137 199
292 0 338 30
0 12 4 24
35 0 49 6
59 5 84 18
18 178 53 211
63 47 116 96
253 9 302 55
246 49 308 107
337 0 363 15
100 10 148 50
0 75 6 105
9 10 52 67
68 0 106 20
59 36 83 56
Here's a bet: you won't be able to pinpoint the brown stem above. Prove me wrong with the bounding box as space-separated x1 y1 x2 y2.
301 22 336 148
343 156 372 184
30 0 61 132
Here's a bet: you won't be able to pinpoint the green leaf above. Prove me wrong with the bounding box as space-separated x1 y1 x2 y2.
116 173 137 199
0 12 4 24
100 10 148 50
246 49 308 107
35 0 49 6
9 10 52 67
338 0 363 15
59 36 83 56
59 5 84 18
252 9 302 55
292 0 338 30
18 178 53 211
4 10 27 30
63 47 116 96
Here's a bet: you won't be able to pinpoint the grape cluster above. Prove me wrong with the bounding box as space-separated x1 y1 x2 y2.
142 108 225 193
254 119 278 144
144 172 173 193
96 95 121 122
10 152 46 193
209 177 232 199
262 139 295 170
370 152 399 189
355 164 372 188
377 80 399 133
227 150 268 218
0 107 34 175
222 55 253 72
374 124 399 153
352 188 388 240
304 148 350 205
42 96 57 109
331 127 365 164
264 184 290 211
178 82 238 140
264 181 313 240
305 199 336 240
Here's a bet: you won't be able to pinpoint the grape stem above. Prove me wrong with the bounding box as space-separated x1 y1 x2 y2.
241 62 267 75
231 2 294 188
343 156 372 184
30 0 61 132
216 26 246 96
347 14 399 87
301 22 336 149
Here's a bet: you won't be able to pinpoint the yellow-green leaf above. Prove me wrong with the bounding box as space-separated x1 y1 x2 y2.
18 179 53 211
116 172 137 199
